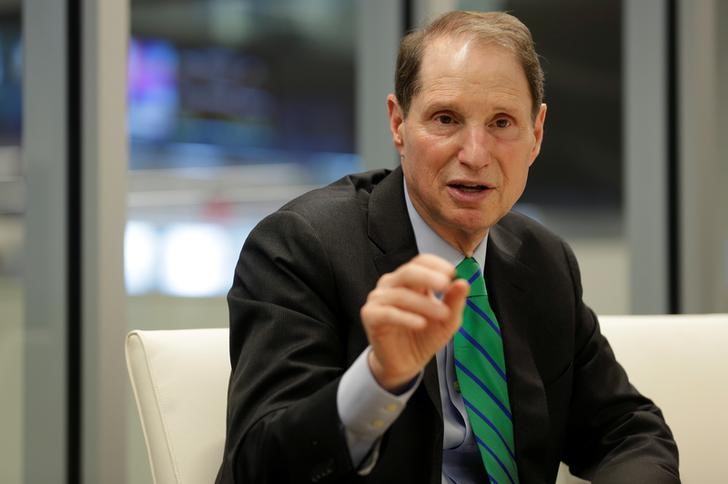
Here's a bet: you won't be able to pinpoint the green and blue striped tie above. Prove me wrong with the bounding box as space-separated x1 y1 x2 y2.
454 257 518 484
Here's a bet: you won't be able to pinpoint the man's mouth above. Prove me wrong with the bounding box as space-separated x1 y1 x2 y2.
449 183 489 192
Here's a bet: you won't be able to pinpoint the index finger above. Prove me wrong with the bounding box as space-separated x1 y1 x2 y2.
410 253 456 278
377 254 455 292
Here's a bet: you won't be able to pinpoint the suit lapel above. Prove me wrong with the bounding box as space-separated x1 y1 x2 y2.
486 222 550 480
368 166 418 273
367 167 442 418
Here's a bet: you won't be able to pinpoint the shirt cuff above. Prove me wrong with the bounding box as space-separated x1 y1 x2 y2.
337 346 422 471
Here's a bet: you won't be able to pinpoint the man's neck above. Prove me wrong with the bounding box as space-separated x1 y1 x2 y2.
403 178 488 267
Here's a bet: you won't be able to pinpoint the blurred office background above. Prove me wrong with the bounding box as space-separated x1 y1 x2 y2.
1 0 726 482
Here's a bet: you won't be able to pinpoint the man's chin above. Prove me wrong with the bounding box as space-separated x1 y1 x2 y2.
449 208 502 232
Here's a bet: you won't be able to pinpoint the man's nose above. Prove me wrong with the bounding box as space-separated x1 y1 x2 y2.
457 125 492 168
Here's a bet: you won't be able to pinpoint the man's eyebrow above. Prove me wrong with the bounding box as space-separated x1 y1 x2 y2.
426 102 456 112
422 97 467 114
491 105 518 114
425 101 524 117
490 98 532 117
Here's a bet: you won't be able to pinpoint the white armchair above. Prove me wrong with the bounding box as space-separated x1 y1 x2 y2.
556 313 728 483
126 314 728 484
125 328 230 484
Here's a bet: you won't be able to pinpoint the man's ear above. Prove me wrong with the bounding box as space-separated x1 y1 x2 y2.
387 94 405 151
528 103 547 167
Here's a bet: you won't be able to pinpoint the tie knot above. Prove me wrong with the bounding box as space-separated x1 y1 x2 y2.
456 257 487 297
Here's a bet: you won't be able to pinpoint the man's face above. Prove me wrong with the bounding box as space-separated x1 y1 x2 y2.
388 36 547 253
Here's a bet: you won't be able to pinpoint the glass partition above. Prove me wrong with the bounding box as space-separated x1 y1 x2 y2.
0 3 23 484
125 2 358 481
126 0 358 303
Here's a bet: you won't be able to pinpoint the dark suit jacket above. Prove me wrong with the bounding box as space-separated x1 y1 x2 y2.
216 167 679 484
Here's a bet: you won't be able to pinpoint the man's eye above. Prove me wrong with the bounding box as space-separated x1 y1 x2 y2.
494 118 512 128
436 114 454 124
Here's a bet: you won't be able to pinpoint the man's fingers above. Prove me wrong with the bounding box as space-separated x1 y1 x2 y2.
378 264 451 292
411 253 457 274
443 278 469 329
378 257 454 292
361 303 427 331
362 279 469 339
366 287 450 321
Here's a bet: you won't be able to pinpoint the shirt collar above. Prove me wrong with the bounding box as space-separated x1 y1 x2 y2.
403 177 487 268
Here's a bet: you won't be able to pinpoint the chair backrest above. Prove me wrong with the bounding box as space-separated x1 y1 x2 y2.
127 315 728 484
125 328 230 484
557 313 728 483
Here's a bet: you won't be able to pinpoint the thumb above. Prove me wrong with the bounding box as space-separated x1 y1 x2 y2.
443 278 469 331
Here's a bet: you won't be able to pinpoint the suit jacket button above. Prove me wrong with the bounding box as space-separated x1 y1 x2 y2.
310 458 334 482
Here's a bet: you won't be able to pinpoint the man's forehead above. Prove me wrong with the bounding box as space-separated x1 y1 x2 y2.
420 34 519 73
420 36 521 81
416 35 532 106
426 35 474 62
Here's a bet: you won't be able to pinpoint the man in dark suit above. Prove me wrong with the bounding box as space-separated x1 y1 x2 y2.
217 11 679 484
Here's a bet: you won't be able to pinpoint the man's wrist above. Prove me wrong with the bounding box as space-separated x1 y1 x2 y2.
367 350 420 394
